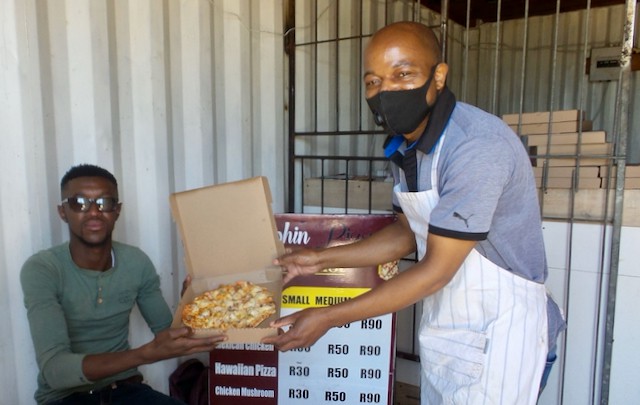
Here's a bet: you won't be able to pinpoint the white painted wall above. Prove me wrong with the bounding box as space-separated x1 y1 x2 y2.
537 222 640 405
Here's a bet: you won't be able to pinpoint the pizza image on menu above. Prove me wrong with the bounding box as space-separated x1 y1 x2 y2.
377 260 399 280
181 281 276 330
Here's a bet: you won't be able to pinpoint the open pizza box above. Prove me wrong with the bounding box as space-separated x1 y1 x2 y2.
169 176 285 343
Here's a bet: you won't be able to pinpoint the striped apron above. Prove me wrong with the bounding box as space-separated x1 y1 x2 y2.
395 132 548 404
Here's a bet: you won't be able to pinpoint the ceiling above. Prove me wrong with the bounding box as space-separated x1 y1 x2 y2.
420 0 629 27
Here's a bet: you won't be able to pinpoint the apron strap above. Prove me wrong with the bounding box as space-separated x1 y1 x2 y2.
403 148 419 192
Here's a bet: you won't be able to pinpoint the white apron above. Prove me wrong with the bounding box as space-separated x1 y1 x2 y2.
395 132 548 405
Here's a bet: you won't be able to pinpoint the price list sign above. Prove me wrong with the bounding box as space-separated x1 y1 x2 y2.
210 343 279 404
275 214 397 405
210 214 398 405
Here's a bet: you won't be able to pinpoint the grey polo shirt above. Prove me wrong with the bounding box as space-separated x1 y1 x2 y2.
390 101 546 283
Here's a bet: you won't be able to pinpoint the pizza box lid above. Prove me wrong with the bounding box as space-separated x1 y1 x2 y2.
170 176 285 279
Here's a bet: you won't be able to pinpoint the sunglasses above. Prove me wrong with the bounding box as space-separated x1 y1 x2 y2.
61 196 120 213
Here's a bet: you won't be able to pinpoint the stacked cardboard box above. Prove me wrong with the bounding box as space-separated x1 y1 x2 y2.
531 166 602 189
502 109 612 190
598 165 640 189
303 175 394 213
502 110 640 226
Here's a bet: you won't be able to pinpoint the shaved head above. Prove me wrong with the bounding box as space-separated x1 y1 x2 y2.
367 22 442 66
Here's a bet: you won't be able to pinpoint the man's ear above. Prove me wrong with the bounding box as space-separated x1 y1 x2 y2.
434 63 449 91
57 205 68 223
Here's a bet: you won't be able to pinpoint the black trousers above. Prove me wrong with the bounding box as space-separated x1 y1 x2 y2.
47 377 187 405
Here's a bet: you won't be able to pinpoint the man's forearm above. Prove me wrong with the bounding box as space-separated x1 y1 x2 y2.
322 233 477 328
82 346 151 381
81 327 224 382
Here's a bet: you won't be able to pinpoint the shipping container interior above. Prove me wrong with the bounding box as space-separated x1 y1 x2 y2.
286 1 639 404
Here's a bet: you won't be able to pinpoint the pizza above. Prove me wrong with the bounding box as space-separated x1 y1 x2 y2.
377 260 399 280
182 281 276 330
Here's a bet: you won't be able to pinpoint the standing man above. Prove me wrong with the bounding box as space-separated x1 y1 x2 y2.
263 22 565 404
21 164 226 405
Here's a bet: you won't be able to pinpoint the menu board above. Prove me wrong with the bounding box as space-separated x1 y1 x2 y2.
209 342 279 404
277 214 397 405
210 214 397 404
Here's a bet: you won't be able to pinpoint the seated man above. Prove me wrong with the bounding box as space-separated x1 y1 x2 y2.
21 164 226 405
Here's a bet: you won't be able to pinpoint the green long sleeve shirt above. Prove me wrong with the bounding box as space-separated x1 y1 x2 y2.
20 241 173 404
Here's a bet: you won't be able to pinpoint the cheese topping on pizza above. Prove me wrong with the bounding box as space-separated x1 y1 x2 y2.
182 281 276 330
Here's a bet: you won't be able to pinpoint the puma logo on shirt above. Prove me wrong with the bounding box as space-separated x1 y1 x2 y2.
453 212 473 228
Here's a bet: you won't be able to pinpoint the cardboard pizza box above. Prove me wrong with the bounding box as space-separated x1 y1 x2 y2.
502 109 585 125
169 176 285 342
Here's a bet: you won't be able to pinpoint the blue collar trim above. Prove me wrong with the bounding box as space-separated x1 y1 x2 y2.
384 135 405 158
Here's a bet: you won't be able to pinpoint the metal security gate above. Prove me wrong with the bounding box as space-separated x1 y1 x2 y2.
283 1 637 404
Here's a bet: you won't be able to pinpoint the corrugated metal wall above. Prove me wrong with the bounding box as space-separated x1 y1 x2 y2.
446 4 639 147
0 0 284 403
291 2 638 189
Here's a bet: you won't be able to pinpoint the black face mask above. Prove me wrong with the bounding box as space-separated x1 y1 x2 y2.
366 66 437 135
